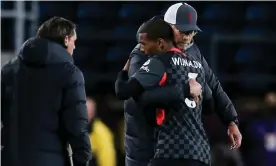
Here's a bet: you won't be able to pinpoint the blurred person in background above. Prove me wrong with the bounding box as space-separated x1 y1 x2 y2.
1 16 92 166
241 92 276 166
265 92 276 109
86 96 116 166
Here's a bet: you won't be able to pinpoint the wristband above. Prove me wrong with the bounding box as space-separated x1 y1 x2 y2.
228 118 239 126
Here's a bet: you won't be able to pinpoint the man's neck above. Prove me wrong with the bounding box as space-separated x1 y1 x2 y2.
164 42 175 52
184 41 194 51
153 42 177 56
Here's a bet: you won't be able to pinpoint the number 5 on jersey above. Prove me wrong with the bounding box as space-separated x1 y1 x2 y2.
185 72 198 108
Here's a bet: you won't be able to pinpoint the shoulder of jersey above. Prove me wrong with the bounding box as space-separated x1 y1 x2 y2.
152 51 174 63
165 50 185 58
163 51 176 57
176 51 187 57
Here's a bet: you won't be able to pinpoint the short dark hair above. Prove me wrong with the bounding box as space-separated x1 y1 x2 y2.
136 22 145 43
36 16 76 46
138 17 174 42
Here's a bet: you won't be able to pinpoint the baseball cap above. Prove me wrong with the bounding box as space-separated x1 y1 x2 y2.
164 2 201 32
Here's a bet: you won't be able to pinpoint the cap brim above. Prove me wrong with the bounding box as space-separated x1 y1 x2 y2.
175 24 201 32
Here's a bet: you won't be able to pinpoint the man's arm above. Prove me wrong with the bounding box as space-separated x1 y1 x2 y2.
128 46 183 108
62 65 92 166
114 45 149 100
129 46 215 113
1 62 14 124
200 52 238 125
196 45 241 149
137 85 183 109
202 83 214 116
114 70 145 100
115 58 166 100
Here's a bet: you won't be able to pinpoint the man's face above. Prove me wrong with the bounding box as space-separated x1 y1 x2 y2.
86 98 97 124
171 25 196 49
139 33 162 55
64 30 77 56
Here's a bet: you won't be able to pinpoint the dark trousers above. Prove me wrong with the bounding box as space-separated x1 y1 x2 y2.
148 158 209 166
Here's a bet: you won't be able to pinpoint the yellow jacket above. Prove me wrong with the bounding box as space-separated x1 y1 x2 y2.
89 119 116 166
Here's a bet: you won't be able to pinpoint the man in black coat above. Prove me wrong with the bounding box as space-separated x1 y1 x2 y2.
163 3 242 151
1 16 92 166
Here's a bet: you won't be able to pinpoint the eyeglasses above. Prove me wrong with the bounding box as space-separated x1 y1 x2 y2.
171 25 197 36
182 31 196 36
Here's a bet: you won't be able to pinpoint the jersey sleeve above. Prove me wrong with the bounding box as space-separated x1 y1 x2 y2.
137 85 182 109
131 58 166 90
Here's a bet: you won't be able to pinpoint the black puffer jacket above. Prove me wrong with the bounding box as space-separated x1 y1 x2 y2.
1 38 92 166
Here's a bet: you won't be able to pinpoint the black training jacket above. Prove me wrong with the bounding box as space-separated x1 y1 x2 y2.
186 43 238 125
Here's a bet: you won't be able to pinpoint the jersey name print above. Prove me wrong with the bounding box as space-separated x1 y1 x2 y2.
171 57 203 69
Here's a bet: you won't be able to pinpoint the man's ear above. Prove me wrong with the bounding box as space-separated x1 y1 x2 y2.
158 38 165 50
64 35 69 47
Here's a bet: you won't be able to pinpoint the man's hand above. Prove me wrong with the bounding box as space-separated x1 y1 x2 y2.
227 122 242 150
189 79 202 103
123 59 130 71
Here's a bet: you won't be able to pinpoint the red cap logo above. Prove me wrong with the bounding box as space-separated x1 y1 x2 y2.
188 13 192 22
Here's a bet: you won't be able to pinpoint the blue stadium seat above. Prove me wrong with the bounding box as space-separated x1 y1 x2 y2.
118 4 142 19
241 26 271 35
39 3 76 19
118 3 154 19
235 46 274 90
113 24 138 37
199 25 228 34
77 3 105 19
235 47 256 63
1 1 14 10
74 45 106 70
245 5 275 21
73 46 90 61
235 46 266 64
39 4 60 16
76 24 95 40
202 4 242 20
106 45 130 61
